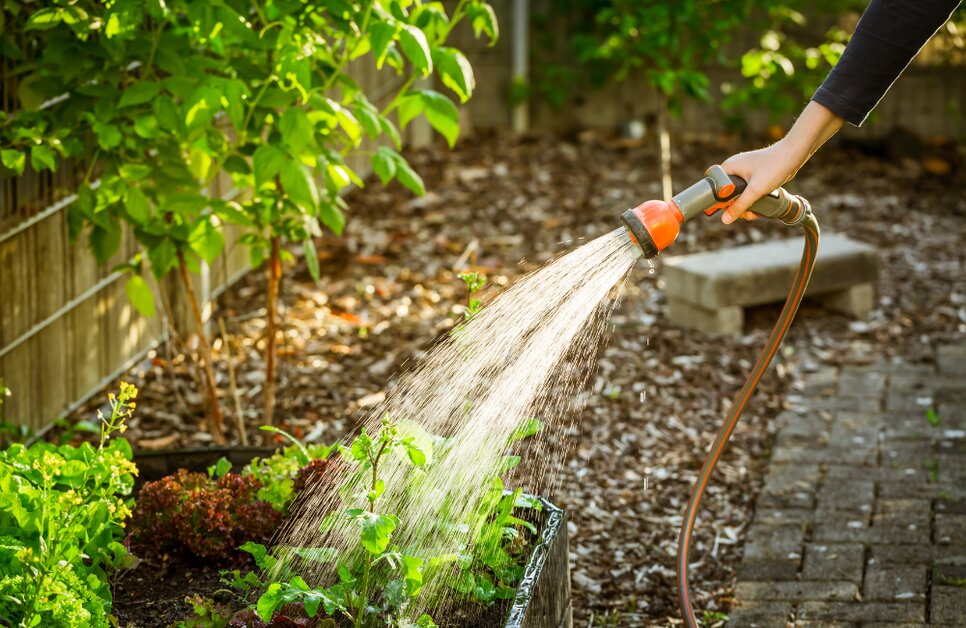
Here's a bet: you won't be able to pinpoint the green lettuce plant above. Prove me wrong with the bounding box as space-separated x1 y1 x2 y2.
0 384 138 628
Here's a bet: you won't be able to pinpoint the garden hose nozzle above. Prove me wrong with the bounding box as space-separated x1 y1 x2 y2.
620 165 810 258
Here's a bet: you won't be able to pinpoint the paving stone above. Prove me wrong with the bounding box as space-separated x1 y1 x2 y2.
838 368 887 398
886 392 935 413
881 439 935 463
734 580 857 602
736 559 800 581
872 499 931 531
725 600 790 628
931 585 966 624
801 367 839 395
937 514 966 546
877 480 966 500
868 544 938 566
801 543 864 582
888 371 934 393
934 563 966 586
882 415 943 441
812 515 873 544
762 463 820 496
752 508 813 525
742 523 804 562
937 499 966 514
772 445 876 466
834 410 890 430
938 344 966 373
796 601 924 622
810 395 883 413
817 479 875 513
827 423 880 450
938 453 966 483
758 490 815 510
863 564 926 601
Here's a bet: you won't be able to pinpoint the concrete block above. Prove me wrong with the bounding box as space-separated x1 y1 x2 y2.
863 564 926 601
667 298 742 335
663 233 878 333
816 283 875 317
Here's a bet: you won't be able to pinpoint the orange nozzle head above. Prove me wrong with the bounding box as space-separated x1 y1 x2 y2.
620 200 683 258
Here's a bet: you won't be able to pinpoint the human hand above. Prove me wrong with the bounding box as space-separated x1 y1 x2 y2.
719 101 845 225
720 140 802 224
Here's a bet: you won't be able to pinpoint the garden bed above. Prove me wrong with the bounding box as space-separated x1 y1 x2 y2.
63 132 965 623
112 443 572 628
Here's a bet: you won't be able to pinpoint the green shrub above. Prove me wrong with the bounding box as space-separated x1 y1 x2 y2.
0 384 138 628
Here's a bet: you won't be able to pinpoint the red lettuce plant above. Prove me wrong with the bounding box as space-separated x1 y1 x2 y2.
131 469 282 562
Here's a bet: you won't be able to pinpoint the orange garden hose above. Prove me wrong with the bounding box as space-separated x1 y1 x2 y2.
675 212 820 627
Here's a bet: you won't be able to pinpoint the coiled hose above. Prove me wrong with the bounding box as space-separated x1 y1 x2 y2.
676 211 820 627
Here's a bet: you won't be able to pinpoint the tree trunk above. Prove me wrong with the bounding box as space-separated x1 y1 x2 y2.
262 236 281 446
176 253 226 445
658 94 673 202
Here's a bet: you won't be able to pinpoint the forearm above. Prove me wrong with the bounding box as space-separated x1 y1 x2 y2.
779 101 846 180
813 0 962 126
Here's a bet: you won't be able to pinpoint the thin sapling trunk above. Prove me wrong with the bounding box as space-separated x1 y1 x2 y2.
176 252 226 444
262 236 281 445
658 94 673 202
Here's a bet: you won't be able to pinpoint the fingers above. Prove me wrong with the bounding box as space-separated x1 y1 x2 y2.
722 192 755 224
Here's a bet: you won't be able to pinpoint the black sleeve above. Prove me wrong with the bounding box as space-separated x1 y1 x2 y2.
812 0 962 126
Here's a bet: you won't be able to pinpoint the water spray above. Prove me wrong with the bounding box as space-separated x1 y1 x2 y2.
621 165 820 628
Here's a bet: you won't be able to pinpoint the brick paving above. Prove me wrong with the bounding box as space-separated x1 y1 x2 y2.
729 343 966 626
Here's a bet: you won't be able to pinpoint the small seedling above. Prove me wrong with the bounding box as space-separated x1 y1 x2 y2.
459 271 486 321
700 610 730 627
926 408 941 426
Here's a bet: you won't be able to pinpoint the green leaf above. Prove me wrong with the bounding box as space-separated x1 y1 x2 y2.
1 149 26 175
93 122 122 150
89 222 122 263
280 161 319 212
119 163 152 181
123 186 151 223
253 145 286 188
415 613 438 628
30 145 56 172
303 239 320 283
119 82 161 108
353 101 381 140
25 8 63 31
256 583 283 622
397 91 425 129
189 220 225 263
401 555 423 597
370 21 398 69
213 456 232 478
318 201 346 235
467 3 499 45
926 408 940 426
279 107 314 154
124 275 156 317
398 24 433 76
359 512 399 555
372 148 397 185
134 115 160 139
394 157 425 196
420 90 460 148
433 48 475 103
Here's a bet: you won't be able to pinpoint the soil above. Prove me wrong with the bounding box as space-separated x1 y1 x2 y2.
112 544 512 628
112 556 235 627
65 130 965 626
